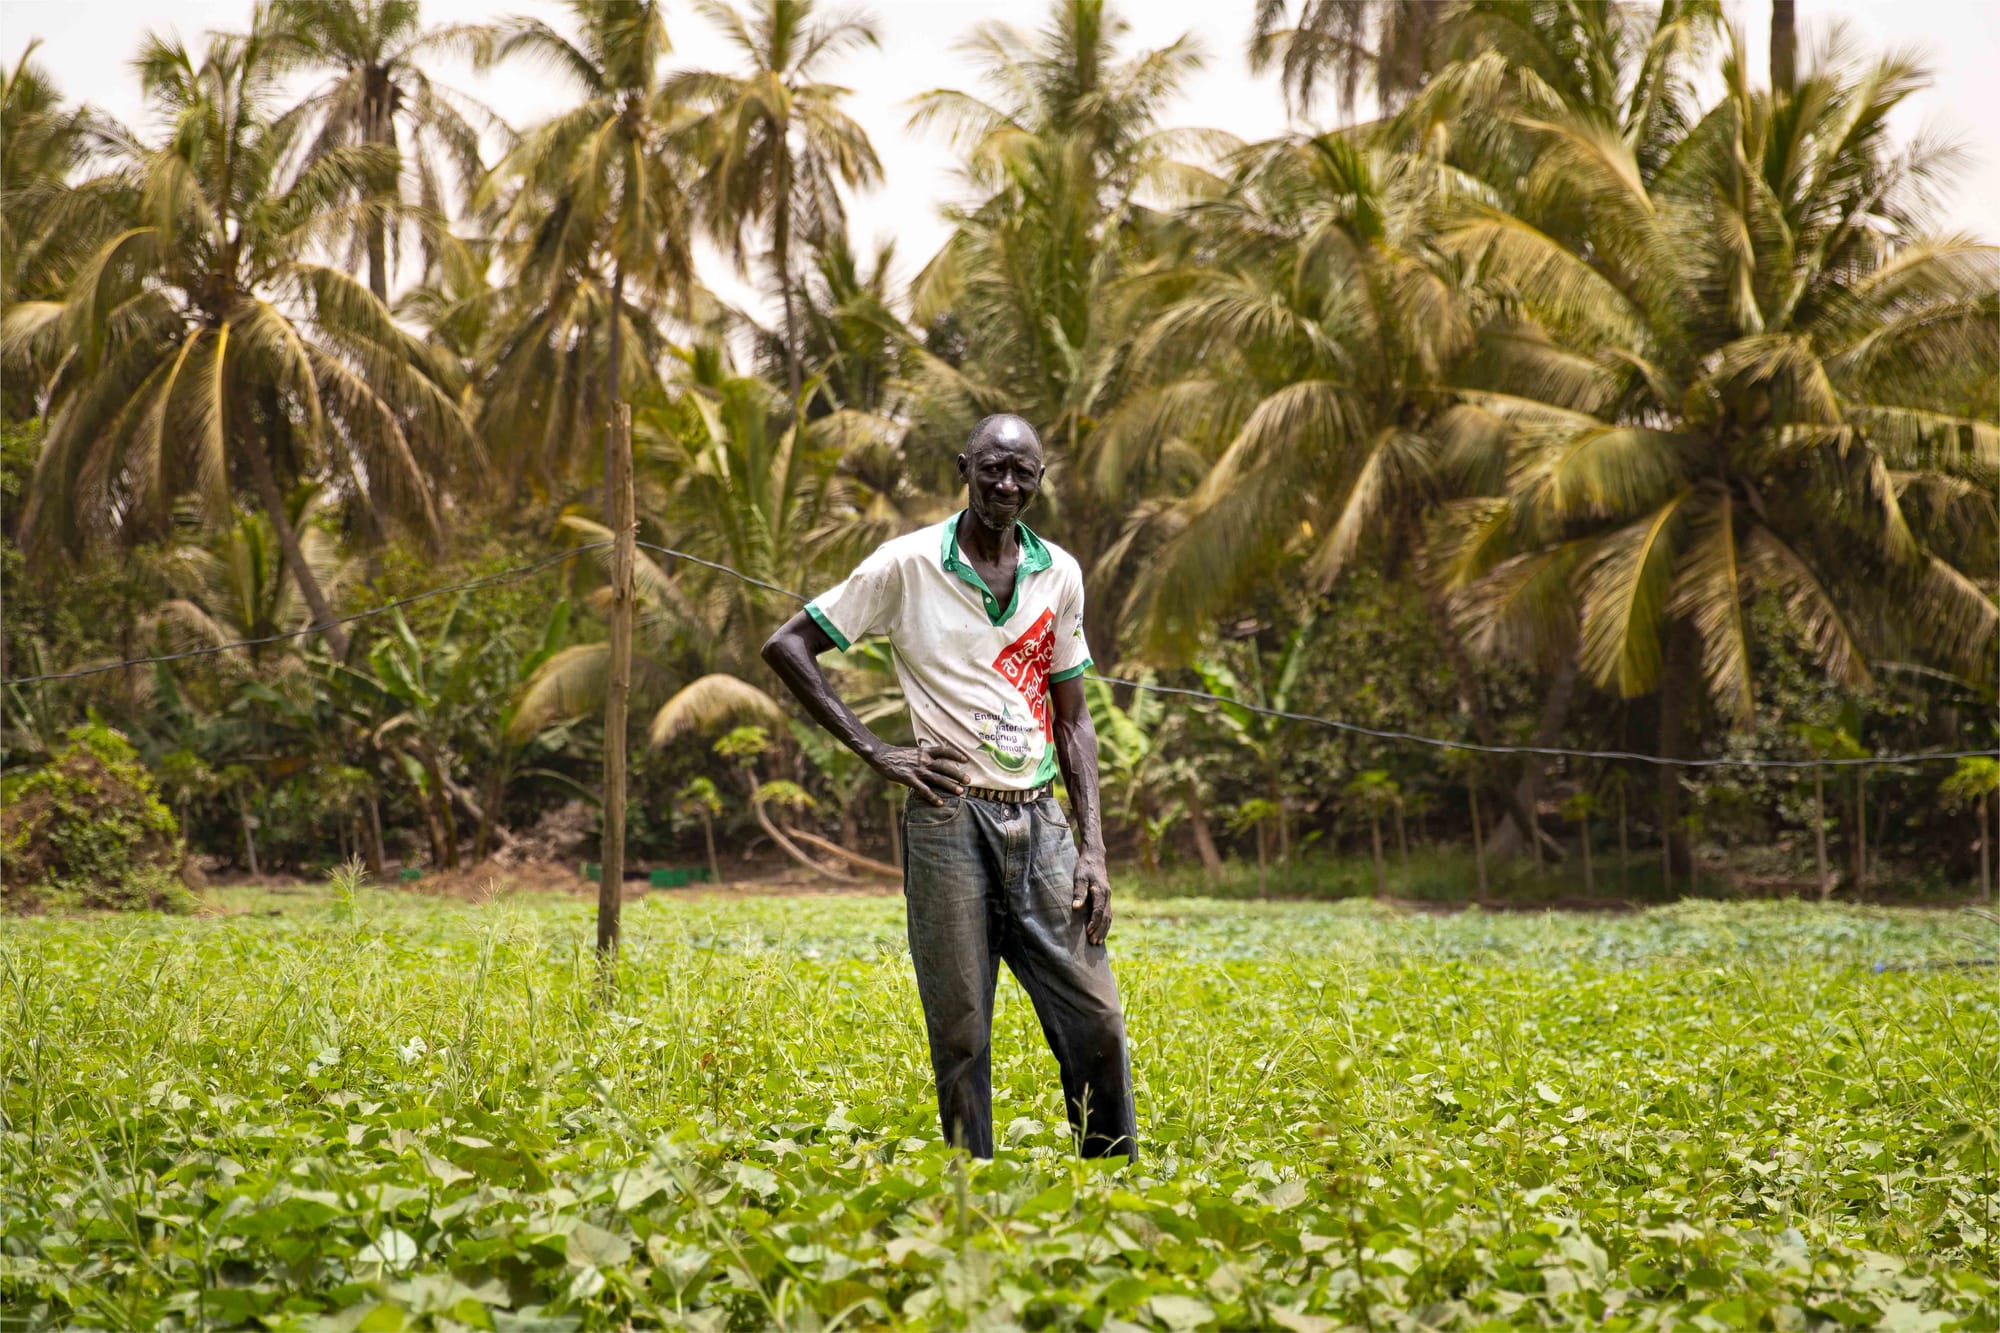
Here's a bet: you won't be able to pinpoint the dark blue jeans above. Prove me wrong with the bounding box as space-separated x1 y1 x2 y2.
901 792 1136 1159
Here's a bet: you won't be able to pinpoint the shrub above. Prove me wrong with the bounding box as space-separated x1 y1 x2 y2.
2 724 193 913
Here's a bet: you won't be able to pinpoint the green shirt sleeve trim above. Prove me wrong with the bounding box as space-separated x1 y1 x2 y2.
1049 658 1093 684
805 603 852 652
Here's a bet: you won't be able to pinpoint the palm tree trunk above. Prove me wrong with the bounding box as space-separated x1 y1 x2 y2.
404 770 442 866
1579 812 1594 896
242 440 350 658
1617 784 1628 892
702 809 721 885
1138 794 1159 872
1255 821 1267 898
364 77 391 303
1660 786 1673 898
1424 582 1538 852
365 793 386 875
1273 773 1291 862
237 788 260 879
1981 792 1992 903
423 750 459 870
1394 802 1409 872
1424 562 1495 740
1370 812 1386 897
1813 767 1830 902
1491 658 1577 858
367 219 389 305
1185 783 1224 882
1771 0 1798 98
1852 768 1867 899
1469 783 1489 905
475 766 506 860
1657 623 1694 882
776 146 801 401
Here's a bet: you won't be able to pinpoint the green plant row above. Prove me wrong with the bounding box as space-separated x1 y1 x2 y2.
3 891 1994 1329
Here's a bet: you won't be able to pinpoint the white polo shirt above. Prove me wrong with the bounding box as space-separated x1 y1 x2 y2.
805 513 1094 790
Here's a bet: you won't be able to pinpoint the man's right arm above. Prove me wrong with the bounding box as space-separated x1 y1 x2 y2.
760 611 969 806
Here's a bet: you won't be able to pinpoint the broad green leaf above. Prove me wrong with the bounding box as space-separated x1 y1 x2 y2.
1148 1293 1216 1331
565 1221 631 1269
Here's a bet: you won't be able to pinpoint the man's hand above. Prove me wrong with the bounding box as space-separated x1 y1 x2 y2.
1071 848 1112 944
874 739 971 806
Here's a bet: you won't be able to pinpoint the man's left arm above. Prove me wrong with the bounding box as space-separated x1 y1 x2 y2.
1049 676 1111 944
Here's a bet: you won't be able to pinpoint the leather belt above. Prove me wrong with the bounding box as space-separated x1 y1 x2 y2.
963 783 1051 805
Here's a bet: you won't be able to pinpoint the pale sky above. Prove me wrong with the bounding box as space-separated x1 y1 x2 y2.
4 0 1996 325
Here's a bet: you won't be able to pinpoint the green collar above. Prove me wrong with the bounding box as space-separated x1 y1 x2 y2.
941 510 1052 626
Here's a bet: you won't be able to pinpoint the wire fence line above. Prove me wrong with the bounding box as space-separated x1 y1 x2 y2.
7 535 1995 770
1083 678 1997 771
636 541 808 604
636 541 1995 771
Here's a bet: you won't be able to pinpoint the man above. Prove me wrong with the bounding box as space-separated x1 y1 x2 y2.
761 414 1136 1159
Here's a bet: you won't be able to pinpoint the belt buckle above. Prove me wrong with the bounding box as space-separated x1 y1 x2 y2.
969 784 1043 804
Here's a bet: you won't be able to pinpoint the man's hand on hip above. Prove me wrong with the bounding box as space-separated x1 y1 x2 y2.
1072 848 1112 944
874 739 970 806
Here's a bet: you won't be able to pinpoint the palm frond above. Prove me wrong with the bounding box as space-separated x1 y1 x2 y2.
1577 489 1692 697
1743 527 1871 690
1668 493 1754 723
648 673 788 747
510 643 607 740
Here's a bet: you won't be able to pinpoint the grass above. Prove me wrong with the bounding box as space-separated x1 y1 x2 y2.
2 885 1996 1330
1126 845 1989 905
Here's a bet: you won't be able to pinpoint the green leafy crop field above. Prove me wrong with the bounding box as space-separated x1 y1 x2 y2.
3 892 1996 1331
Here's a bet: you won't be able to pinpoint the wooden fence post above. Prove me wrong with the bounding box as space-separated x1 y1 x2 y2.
598 402 635 960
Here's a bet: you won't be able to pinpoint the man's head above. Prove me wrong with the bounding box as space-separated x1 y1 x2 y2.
958 414 1044 534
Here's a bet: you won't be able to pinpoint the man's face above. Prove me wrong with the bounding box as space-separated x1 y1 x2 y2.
958 422 1044 533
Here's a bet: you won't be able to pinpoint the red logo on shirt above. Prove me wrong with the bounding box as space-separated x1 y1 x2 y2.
992 608 1057 739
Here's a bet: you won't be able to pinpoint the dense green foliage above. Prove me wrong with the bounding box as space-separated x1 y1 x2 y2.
1 0 1995 892
2 892 1994 1328
0 723 191 912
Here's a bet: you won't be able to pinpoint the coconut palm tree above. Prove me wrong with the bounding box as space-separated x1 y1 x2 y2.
1771 0 1797 98
509 345 876 745
1436 31 1998 873
269 0 503 301
1394 0 1724 187
477 0 698 510
758 232 910 416
1108 133 1474 652
1 45 106 304
1249 0 1440 121
2 16 476 657
147 491 354 668
676 0 882 400
905 0 1222 649
1 45 132 415
637 344 891 651
1105 131 1555 856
